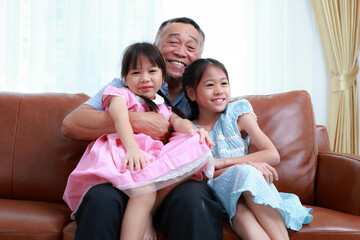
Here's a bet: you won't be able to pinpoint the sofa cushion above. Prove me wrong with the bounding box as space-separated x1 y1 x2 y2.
288 206 360 240
243 91 317 204
0 94 21 198
0 199 71 240
62 221 76 240
0 93 90 203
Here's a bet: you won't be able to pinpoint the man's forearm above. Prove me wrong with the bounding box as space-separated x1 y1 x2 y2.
62 106 170 142
61 106 116 140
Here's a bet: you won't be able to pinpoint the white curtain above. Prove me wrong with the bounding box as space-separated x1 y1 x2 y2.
0 0 162 95
1 0 329 130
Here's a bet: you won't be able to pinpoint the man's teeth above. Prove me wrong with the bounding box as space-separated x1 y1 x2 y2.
171 61 185 66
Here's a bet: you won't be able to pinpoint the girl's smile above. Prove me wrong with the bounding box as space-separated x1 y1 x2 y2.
211 97 226 105
192 65 230 114
138 86 154 92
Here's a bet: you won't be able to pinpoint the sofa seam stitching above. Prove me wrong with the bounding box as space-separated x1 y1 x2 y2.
11 94 23 198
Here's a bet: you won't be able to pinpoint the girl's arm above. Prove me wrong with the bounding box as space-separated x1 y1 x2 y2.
169 113 214 147
214 113 280 183
108 96 148 171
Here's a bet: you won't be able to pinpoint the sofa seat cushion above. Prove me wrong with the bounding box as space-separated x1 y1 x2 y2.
220 206 360 240
287 206 360 240
62 221 76 240
0 199 71 240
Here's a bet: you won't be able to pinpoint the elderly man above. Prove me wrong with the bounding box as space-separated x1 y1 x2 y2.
62 17 223 240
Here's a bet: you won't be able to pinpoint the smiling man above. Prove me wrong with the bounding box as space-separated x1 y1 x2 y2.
61 17 223 240
153 20 204 119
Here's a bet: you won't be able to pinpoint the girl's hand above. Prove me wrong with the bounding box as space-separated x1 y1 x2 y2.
192 128 214 148
247 162 279 184
123 148 148 171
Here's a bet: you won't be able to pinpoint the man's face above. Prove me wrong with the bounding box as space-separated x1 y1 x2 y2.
158 22 202 80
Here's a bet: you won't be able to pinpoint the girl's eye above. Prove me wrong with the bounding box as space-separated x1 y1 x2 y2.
221 81 229 86
131 71 140 75
206 83 214 87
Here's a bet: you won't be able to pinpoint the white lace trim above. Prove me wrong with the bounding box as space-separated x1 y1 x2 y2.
237 111 257 121
117 151 214 197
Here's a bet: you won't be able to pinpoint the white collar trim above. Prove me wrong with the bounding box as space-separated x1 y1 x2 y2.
135 93 164 105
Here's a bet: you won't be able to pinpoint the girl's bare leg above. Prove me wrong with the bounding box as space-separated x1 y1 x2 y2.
232 197 270 240
242 191 290 240
120 191 156 240
143 178 191 240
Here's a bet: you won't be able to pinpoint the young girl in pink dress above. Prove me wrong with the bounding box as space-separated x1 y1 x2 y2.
63 43 214 240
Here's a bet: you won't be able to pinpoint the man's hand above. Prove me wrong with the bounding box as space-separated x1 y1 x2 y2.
130 111 171 143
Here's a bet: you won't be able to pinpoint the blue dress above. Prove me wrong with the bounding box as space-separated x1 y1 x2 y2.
204 100 313 231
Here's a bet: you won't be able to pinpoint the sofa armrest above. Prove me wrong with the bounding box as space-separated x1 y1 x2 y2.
316 125 332 152
315 152 360 215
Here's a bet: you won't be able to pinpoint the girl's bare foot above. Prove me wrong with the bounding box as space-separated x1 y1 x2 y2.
143 216 157 240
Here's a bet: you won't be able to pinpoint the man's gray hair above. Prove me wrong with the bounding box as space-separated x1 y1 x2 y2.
154 17 205 55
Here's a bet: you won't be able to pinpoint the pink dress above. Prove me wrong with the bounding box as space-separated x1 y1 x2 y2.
63 86 214 212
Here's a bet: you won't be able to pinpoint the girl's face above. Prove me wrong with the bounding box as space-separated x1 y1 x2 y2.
125 56 164 100
187 65 230 114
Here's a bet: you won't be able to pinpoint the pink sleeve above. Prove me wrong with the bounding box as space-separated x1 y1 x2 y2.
101 86 137 111
158 104 173 121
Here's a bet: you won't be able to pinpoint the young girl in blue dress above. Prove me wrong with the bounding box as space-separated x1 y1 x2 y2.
182 58 313 240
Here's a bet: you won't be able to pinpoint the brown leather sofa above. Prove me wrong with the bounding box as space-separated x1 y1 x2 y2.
1 90 359 240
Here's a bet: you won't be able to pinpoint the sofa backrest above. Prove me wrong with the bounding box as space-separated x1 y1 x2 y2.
0 92 90 203
0 90 317 205
244 90 317 204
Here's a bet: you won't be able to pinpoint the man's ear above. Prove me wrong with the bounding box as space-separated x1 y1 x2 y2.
186 87 196 101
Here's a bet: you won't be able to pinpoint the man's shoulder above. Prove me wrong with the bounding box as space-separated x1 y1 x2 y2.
109 78 123 87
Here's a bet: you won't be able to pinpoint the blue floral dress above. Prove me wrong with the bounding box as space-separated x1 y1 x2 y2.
203 100 313 231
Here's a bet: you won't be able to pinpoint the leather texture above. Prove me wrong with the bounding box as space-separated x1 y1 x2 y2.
0 90 359 240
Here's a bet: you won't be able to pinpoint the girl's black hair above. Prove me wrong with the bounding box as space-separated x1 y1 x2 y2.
182 58 229 120
121 42 185 118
